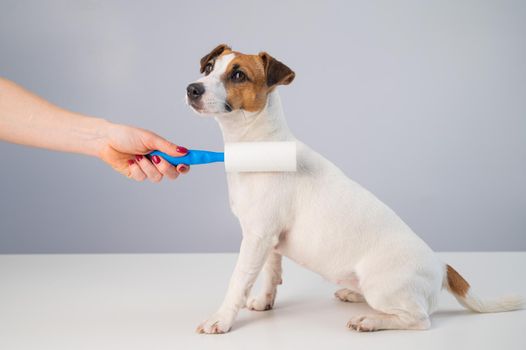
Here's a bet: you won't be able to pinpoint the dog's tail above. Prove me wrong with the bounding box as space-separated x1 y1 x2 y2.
444 264 524 313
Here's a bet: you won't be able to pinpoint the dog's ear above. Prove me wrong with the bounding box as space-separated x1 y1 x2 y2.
258 52 295 87
200 44 231 73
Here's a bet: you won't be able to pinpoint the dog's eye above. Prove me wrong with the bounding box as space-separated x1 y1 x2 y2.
231 70 246 82
204 63 214 75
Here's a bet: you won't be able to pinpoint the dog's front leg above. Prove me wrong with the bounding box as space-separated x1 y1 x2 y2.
247 252 282 311
196 233 275 334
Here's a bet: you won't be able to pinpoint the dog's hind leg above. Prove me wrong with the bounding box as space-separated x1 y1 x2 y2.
347 283 434 332
247 252 282 311
334 288 365 303
347 310 430 332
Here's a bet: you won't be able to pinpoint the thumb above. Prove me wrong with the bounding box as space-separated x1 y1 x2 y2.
146 133 188 157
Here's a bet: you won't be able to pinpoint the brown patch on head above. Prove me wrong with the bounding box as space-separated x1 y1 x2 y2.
221 51 295 112
446 264 470 297
199 44 232 74
222 54 268 112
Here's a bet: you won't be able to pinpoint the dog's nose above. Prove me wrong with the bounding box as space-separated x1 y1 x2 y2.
186 83 205 100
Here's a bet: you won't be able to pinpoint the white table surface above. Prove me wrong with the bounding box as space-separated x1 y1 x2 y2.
0 252 525 350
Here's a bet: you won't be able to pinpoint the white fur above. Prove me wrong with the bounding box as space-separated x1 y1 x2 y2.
191 73 522 334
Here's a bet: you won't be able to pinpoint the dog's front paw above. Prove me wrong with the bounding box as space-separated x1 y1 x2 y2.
196 312 234 334
247 293 275 311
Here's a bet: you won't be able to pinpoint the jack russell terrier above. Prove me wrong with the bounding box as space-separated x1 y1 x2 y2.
185 44 523 333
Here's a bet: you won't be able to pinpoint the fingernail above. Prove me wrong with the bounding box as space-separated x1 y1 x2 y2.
135 155 143 161
176 146 188 154
128 159 135 165
152 155 161 164
179 165 188 172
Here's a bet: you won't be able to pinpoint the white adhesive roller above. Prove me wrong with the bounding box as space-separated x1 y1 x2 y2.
224 142 296 172
150 141 297 172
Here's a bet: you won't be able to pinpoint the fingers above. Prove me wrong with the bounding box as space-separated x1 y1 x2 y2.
151 154 179 180
127 160 147 182
145 133 188 157
177 164 190 174
125 156 190 182
135 155 163 183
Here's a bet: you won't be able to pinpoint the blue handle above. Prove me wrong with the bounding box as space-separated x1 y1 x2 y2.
149 149 224 166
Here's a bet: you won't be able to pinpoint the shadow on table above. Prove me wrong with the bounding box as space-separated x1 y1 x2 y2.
431 309 475 328
233 294 374 331
235 297 477 331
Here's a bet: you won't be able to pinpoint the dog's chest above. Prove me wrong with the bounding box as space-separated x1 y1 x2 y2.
226 172 291 220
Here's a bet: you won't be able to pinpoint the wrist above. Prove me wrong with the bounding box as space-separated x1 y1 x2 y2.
77 115 113 158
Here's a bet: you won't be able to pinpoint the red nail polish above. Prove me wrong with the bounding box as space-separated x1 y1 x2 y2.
179 165 188 172
152 155 161 164
135 155 143 161
176 146 188 154
128 159 135 165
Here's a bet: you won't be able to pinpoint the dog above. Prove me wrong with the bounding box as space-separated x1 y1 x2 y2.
185 44 523 334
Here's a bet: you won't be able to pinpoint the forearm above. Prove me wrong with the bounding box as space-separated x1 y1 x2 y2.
0 78 109 157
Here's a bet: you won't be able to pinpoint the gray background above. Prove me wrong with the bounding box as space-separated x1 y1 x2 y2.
0 0 525 253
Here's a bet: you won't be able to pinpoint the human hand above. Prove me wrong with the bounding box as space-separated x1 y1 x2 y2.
98 122 189 182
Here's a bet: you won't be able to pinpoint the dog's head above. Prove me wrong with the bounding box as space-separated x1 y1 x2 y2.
186 44 295 115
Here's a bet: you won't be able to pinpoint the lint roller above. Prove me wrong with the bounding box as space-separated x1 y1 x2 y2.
150 141 296 172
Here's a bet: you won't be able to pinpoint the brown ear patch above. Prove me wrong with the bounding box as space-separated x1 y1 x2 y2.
446 264 470 297
259 52 295 87
200 44 231 73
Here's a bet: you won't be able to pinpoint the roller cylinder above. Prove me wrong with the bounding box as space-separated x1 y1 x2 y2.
224 141 297 172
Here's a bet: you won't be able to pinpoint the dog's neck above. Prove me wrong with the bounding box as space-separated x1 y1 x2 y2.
215 90 293 143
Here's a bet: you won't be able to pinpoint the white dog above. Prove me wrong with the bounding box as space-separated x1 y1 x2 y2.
185 44 523 334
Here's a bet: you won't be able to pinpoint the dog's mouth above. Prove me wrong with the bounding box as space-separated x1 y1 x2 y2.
188 99 204 113
186 97 233 115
